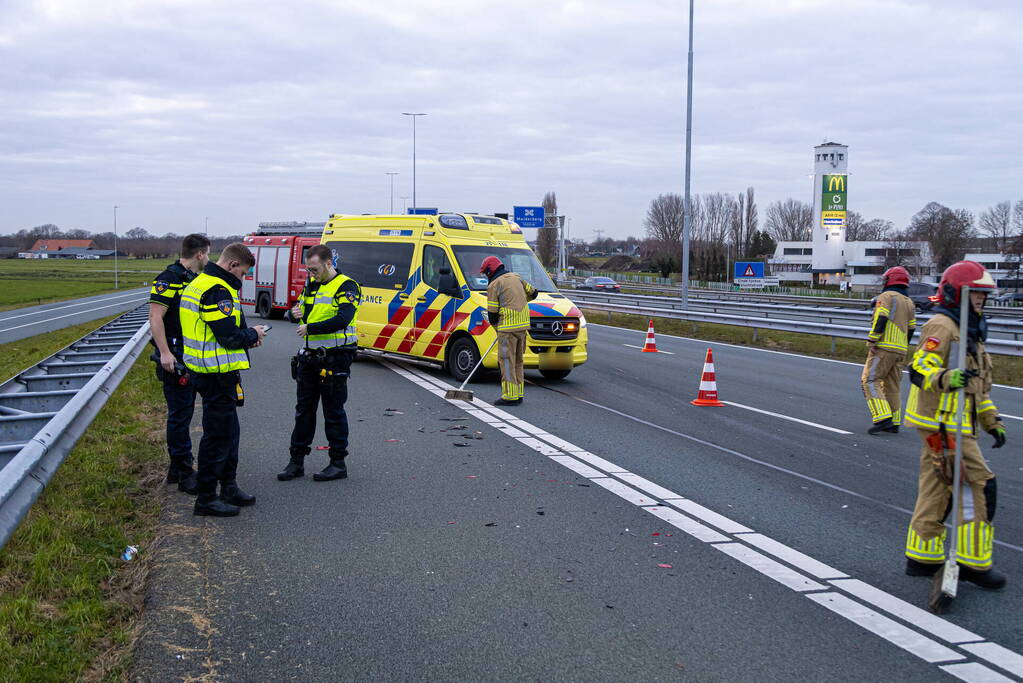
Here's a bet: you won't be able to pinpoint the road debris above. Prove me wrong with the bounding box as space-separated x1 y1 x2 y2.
121 545 138 561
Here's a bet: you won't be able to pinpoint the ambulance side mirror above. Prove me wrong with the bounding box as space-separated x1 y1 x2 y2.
438 267 462 298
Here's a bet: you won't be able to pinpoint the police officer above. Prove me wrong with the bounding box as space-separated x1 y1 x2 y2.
180 243 268 517
148 233 210 493
903 261 1007 589
278 244 361 482
862 266 916 435
480 255 537 406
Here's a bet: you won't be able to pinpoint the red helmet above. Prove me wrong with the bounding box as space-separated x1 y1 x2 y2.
480 256 503 277
938 261 997 307
882 266 910 287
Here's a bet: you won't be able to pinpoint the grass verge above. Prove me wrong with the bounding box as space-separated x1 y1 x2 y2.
0 315 121 383
0 259 160 311
582 307 1023 388
0 355 165 681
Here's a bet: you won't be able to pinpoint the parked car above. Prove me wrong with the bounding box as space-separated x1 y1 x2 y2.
870 281 938 312
576 276 621 292
994 291 1023 306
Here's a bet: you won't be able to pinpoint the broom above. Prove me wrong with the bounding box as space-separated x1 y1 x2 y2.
445 338 499 402
929 284 970 614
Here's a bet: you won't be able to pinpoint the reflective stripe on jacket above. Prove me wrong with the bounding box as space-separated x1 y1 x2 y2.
486 272 537 332
869 290 916 353
179 272 250 373
302 274 360 349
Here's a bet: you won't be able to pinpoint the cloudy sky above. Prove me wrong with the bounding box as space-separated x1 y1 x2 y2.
1 0 1020 240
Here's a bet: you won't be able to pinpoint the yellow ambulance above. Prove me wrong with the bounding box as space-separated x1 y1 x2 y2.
319 213 588 381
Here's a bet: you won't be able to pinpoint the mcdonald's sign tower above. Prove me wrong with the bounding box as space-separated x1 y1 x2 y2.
811 141 848 283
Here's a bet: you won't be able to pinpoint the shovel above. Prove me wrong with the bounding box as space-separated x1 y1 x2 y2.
445 338 499 402
929 284 970 614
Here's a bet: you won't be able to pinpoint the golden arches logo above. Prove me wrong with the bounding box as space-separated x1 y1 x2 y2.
827 175 846 192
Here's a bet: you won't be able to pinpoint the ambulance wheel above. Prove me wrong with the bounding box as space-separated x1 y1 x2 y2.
539 369 571 380
255 293 272 318
447 337 482 383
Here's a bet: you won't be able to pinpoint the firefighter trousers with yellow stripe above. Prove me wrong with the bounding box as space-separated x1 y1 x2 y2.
906 428 996 569
497 330 526 401
861 346 905 424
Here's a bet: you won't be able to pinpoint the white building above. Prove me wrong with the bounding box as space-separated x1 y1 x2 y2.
964 254 1023 290
811 141 848 282
770 240 937 292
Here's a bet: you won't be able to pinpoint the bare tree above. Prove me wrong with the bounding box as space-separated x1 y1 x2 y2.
980 200 1013 252
883 231 928 281
644 193 685 246
1014 199 1023 235
765 199 812 242
906 202 975 270
742 186 758 255
537 191 558 266
845 211 892 241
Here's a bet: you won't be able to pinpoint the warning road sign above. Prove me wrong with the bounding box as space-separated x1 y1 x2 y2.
733 261 764 280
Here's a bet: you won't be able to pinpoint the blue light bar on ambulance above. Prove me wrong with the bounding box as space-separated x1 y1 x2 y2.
470 215 503 225
438 214 469 230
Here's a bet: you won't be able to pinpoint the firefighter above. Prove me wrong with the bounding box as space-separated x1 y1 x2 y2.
861 266 917 435
903 261 1007 589
148 233 210 493
180 243 268 517
481 255 537 406
278 244 361 482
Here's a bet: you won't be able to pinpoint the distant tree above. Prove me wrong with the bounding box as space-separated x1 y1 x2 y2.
644 193 685 246
124 226 153 240
63 228 92 240
765 199 812 242
1014 199 1023 235
728 187 757 258
537 192 558 266
748 231 777 259
883 231 929 281
906 202 975 270
979 200 1013 252
845 211 892 241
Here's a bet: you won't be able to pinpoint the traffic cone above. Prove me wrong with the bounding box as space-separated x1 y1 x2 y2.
691 348 725 407
642 320 658 353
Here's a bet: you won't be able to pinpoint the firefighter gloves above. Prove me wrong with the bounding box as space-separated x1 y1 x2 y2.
989 428 1007 449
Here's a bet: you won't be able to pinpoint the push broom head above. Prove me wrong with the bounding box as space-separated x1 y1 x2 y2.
444 388 475 402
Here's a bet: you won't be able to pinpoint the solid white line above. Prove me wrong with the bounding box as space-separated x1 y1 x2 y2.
568 450 631 474
829 579 980 644
516 437 562 456
940 662 1015 683
733 533 847 580
548 455 606 479
588 477 660 507
721 400 854 435
998 413 1023 422
622 343 675 355
0 289 147 323
664 498 753 535
1 296 148 334
714 543 827 592
491 423 530 438
616 473 685 502
643 506 730 544
805 592 965 664
961 643 1023 678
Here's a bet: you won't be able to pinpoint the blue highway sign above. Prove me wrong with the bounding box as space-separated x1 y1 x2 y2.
513 206 545 228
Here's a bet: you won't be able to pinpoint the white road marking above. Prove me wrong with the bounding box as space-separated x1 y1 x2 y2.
961 643 1023 678
615 473 684 502
664 498 752 534
805 592 964 664
721 400 854 435
1 296 148 334
998 413 1023 422
829 579 980 644
733 533 847 580
622 343 675 355
382 360 1023 676
714 542 827 592
0 289 146 323
643 505 729 544
940 662 1015 683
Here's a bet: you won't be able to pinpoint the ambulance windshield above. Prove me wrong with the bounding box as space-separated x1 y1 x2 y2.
451 245 558 292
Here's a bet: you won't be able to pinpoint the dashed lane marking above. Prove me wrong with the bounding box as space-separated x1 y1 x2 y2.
721 400 854 435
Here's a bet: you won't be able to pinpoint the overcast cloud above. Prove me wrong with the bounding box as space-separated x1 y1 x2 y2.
1 0 1020 239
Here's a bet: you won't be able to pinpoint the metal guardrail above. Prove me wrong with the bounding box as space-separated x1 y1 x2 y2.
0 306 151 550
572 298 1023 357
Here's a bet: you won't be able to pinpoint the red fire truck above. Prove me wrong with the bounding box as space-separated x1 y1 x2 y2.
240 222 325 319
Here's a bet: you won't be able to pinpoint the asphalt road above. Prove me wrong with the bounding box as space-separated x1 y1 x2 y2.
0 288 149 344
133 313 1023 681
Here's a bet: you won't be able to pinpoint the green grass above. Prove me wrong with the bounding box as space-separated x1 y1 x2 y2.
0 316 121 383
0 355 165 681
0 259 162 310
582 308 1023 388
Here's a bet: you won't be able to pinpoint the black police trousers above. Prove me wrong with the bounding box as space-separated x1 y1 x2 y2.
156 363 196 475
191 372 242 497
289 349 355 459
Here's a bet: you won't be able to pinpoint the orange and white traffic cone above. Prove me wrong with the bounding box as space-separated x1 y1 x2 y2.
642 320 658 353
691 348 725 407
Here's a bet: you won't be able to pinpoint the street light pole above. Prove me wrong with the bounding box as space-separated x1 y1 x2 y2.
113 205 119 290
400 196 409 214
204 216 209 236
385 172 399 213
681 0 695 309
401 113 426 212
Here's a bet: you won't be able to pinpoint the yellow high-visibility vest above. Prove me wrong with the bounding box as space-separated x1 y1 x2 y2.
179 272 250 373
303 274 360 349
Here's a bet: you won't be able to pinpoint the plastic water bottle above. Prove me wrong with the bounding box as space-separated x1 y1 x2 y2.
121 545 138 561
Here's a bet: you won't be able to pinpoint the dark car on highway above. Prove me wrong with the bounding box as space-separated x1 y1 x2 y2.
576 276 621 292
871 281 938 312
994 291 1023 307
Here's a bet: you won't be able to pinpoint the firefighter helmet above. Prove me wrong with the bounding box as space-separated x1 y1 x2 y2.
882 266 910 287
480 256 503 277
938 261 996 307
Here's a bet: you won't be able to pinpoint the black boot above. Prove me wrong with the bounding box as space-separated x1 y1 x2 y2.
313 458 348 482
959 565 1007 590
868 418 896 435
194 495 240 517
220 482 256 506
277 455 305 481
493 397 522 406
177 471 199 495
905 558 942 577
167 464 194 484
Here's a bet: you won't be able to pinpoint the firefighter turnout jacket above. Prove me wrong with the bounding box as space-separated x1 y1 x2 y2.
869 288 916 354
300 273 361 349
179 263 258 374
486 271 538 332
